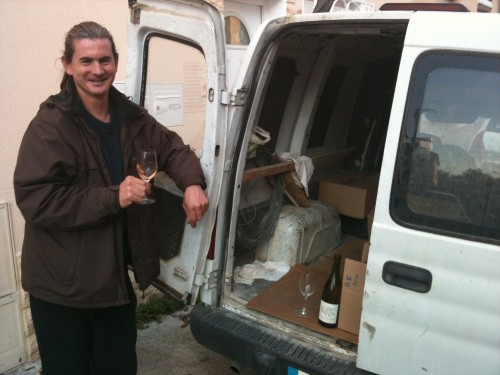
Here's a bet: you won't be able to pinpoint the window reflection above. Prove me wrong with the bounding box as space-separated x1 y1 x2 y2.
392 52 500 242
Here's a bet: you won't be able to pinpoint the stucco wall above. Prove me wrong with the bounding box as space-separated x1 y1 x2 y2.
1 0 129 259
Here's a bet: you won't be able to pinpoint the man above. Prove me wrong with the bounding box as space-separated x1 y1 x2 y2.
13 21 209 375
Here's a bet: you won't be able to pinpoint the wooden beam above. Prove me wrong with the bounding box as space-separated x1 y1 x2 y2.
309 147 357 166
242 147 357 182
243 161 295 182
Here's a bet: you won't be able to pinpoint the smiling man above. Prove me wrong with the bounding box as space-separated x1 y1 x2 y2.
62 37 118 121
13 22 208 375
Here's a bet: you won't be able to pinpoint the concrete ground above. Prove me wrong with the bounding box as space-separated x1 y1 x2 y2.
5 308 254 375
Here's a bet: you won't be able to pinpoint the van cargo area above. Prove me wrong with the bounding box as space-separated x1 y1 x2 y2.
211 19 408 364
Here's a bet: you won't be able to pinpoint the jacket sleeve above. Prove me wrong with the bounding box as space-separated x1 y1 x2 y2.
151 120 207 192
13 116 121 230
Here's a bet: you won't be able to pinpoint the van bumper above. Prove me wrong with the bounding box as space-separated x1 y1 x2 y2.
189 303 372 375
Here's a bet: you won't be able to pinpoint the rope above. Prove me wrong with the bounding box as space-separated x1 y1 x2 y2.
236 147 284 250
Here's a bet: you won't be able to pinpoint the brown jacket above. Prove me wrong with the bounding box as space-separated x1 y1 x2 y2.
13 85 206 308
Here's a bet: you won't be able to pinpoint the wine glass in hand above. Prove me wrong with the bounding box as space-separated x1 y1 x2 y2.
296 272 316 317
136 149 158 204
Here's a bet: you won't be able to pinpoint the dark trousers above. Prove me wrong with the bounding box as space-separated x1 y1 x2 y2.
30 277 137 375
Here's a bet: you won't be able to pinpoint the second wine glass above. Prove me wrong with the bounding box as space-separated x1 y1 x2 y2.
296 271 316 317
136 149 158 204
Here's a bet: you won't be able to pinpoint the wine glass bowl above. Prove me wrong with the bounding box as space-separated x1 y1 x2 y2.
296 272 315 317
136 149 158 204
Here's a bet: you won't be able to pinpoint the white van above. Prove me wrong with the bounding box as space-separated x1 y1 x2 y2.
125 1 500 374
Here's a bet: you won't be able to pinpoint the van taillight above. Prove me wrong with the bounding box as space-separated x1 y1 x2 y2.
379 3 470 11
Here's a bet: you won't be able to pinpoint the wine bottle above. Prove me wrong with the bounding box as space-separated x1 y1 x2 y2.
318 253 342 328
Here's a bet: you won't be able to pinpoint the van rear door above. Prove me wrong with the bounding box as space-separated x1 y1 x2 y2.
357 12 500 375
126 0 227 303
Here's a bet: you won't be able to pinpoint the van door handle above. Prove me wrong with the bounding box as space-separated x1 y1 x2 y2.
382 261 432 293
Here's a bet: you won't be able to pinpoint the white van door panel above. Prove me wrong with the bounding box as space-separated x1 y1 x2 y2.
358 12 500 375
126 0 227 302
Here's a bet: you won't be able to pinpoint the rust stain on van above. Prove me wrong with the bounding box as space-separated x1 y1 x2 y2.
362 322 376 342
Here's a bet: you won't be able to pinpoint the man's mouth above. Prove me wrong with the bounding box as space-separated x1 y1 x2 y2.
88 77 108 84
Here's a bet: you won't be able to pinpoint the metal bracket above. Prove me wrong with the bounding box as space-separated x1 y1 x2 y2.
220 90 231 105
130 5 141 25
193 271 218 290
232 88 247 106
221 89 247 106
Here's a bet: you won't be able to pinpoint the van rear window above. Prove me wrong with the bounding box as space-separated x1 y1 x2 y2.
391 52 500 243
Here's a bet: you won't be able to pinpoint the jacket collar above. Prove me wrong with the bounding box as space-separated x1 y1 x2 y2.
42 81 144 122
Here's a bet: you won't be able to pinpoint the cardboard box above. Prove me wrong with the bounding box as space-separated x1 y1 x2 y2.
334 239 364 273
361 241 370 263
319 171 379 219
338 241 369 335
367 206 375 238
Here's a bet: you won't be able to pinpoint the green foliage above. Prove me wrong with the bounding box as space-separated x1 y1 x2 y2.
135 295 183 330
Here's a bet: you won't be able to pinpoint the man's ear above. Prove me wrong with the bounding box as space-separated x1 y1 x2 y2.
61 57 73 75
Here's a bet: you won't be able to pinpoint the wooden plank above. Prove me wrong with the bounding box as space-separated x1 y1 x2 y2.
309 147 357 166
242 161 295 182
242 147 357 182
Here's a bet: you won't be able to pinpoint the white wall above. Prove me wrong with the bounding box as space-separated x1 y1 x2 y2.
0 0 129 258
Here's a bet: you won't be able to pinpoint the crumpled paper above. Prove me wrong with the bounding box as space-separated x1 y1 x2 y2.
234 261 291 285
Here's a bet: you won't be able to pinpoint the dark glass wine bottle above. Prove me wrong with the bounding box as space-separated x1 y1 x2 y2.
318 253 342 328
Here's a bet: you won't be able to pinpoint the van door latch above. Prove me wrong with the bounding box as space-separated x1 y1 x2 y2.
382 261 432 293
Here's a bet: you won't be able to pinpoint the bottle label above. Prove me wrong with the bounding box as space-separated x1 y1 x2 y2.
319 300 339 324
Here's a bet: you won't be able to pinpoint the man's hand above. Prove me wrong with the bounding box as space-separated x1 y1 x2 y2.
183 185 209 228
119 175 151 208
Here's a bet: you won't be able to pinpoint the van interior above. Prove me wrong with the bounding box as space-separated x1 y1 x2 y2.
223 18 500 343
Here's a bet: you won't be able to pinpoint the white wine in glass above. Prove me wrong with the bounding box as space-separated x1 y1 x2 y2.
136 149 158 204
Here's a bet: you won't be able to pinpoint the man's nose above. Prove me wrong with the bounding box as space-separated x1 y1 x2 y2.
90 62 104 74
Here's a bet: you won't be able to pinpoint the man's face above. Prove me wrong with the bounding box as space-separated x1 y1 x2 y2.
63 38 118 102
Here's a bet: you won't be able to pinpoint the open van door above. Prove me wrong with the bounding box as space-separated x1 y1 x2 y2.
126 0 227 303
357 12 500 375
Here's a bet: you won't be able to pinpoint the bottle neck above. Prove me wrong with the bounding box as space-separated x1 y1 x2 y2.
331 254 342 286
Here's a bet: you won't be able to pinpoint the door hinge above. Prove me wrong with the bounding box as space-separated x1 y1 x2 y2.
130 5 141 25
193 270 218 290
221 89 247 106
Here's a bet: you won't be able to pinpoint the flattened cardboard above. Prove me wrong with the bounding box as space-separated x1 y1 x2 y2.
319 171 379 219
246 239 367 344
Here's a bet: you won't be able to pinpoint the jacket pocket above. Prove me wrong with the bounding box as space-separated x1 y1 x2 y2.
62 232 82 286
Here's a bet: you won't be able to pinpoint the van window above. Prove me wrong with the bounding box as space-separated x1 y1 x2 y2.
141 35 207 154
392 52 500 243
141 34 208 259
